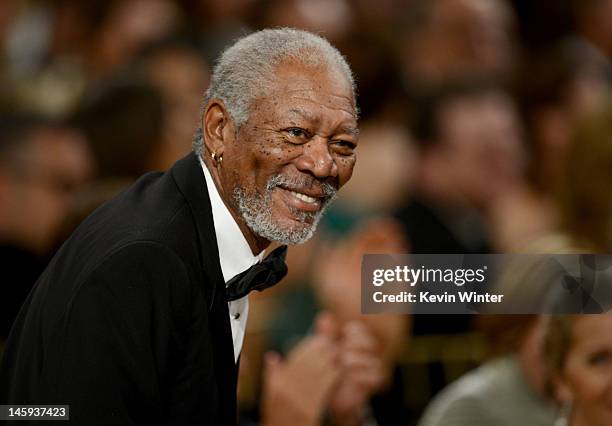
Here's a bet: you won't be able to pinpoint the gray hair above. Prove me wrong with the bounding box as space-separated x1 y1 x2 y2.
192 27 356 157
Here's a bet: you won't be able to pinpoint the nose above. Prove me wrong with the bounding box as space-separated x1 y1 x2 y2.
294 136 339 179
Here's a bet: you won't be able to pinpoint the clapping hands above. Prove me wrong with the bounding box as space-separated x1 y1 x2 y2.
262 313 384 426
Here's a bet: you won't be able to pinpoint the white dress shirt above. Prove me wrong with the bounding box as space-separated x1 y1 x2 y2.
199 158 264 363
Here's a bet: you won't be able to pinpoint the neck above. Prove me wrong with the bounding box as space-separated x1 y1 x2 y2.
203 155 270 255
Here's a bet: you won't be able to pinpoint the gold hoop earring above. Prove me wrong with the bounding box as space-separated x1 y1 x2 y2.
211 151 223 165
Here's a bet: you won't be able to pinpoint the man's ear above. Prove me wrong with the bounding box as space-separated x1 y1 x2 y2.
202 100 235 158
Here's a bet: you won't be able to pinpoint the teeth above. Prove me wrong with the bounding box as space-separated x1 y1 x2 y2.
289 190 317 203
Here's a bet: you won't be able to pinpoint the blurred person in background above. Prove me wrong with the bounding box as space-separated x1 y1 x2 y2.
555 102 612 253
0 113 93 341
139 39 211 170
545 315 612 426
504 100 612 256
398 0 518 96
257 0 354 45
74 0 183 81
75 80 165 179
488 42 610 254
419 316 556 426
517 40 610 204
397 81 526 255
489 37 610 252
192 0 257 62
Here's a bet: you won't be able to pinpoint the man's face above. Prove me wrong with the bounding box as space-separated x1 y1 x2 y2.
220 62 358 245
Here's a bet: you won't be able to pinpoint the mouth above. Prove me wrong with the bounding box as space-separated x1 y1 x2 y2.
276 186 324 213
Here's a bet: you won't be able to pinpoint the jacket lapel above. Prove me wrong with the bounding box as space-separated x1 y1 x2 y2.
170 152 238 424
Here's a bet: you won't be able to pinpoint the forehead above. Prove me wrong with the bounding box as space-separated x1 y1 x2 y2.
252 61 357 128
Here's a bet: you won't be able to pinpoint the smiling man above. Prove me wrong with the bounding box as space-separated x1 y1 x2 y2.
196 31 358 251
0 28 358 425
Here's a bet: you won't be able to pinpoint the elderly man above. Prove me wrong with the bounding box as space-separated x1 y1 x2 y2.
0 29 359 425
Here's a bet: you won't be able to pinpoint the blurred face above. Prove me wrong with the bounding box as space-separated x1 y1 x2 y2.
147 48 210 168
1 129 93 253
220 62 358 245
558 315 612 426
403 0 515 82
438 92 524 209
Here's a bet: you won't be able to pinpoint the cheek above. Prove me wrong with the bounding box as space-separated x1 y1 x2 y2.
253 140 304 186
337 156 356 186
258 140 301 165
566 362 610 404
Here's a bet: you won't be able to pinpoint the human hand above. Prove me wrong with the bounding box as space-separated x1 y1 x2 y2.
313 217 410 385
262 312 341 426
328 320 384 426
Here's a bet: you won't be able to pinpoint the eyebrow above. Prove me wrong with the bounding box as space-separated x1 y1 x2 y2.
288 108 359 137
340 126 360 137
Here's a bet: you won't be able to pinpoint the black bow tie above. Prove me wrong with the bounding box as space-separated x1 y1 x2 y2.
224 245 288 302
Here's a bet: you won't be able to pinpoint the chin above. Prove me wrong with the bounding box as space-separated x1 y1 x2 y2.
235 186 327 245
272 222 318 245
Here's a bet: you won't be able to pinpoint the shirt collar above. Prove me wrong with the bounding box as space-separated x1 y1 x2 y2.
198 156 264 283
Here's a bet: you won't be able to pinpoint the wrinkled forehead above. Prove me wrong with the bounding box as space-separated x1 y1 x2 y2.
252 61 358 126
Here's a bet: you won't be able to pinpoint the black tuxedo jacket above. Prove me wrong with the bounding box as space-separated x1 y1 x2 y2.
1 153 239 425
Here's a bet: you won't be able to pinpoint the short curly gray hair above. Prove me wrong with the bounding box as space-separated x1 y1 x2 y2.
192 27 356 158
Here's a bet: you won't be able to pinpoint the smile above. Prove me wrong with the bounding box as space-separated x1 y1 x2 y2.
276 187 323 213
288 190 317 204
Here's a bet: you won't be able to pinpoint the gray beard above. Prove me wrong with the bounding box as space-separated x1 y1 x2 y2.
233 174 337 245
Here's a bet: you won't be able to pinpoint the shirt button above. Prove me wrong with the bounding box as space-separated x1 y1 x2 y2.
233 313 240 320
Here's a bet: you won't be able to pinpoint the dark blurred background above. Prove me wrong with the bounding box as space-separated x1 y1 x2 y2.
1 0 611 424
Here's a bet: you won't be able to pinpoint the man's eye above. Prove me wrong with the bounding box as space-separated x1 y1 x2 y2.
285 128 309 138
332 140 356 154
